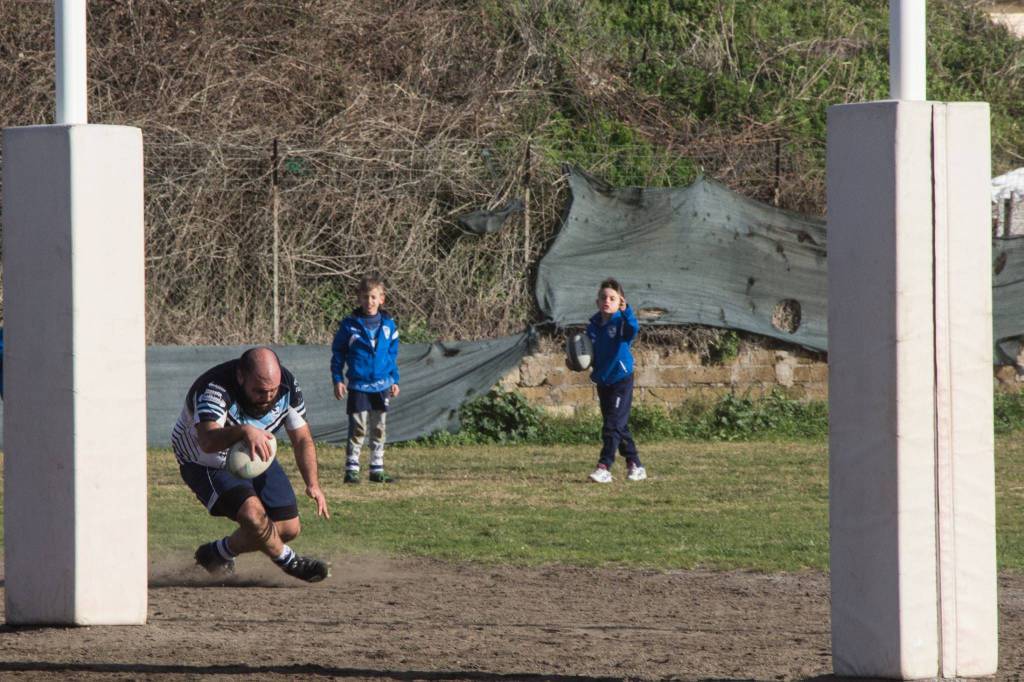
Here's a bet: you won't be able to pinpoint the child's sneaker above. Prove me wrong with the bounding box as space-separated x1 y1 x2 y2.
588 466 613 483
369 470 395 483
343 470 360 484
626 465 647 482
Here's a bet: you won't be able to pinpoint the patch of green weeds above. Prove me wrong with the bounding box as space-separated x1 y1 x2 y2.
705 330 742 365
458 389 542 443
421 387 828 445
995 390 1024 434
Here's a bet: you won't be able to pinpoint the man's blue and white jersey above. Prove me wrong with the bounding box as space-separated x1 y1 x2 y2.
171 360 307 468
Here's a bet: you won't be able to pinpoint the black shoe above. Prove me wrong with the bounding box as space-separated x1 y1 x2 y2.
369 470 395 483
194 541 235 575
281 554 330 583
344 470 360 484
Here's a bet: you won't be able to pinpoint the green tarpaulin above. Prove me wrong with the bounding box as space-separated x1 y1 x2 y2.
136 333 531 447
536 168 827 350
539 167 1023 362
993 236 1024 363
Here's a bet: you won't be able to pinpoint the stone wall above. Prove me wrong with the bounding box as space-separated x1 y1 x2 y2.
504 348 1024 415
987 7 1024 39
995 364 1024 393
499 348 828 416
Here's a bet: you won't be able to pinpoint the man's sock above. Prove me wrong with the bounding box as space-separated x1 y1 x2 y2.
273 545 296 566
216 537 237 561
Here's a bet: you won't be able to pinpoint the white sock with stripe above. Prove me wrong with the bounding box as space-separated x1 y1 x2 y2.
273 544 295 566
216 537 236 561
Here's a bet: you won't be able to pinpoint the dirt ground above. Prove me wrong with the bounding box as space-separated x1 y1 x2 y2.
0 555 1022 681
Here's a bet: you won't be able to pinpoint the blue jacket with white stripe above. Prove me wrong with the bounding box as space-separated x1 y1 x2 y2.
330 309 400 392
586 304 639 386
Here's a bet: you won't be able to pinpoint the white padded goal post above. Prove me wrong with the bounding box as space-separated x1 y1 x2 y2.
827 100 996 678
2 124 147 625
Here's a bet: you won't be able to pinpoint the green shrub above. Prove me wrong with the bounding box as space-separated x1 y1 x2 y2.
705 330 742 365
696 390 828 440
700 393 762 440
537 410 602 445
995 391 1024 434
395 385 1024 448
445 387 1023 444
458 389 542 443
440 387 828 444
627 402 689 440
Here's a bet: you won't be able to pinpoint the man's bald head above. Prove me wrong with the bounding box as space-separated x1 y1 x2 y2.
237 347 282 416
240 347 281 382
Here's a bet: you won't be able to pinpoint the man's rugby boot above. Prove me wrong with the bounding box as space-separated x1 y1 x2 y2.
281 554 330 583
194 541 235 575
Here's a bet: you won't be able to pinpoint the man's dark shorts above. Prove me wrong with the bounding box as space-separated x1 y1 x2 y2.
346 388 390 415
179 459 299 521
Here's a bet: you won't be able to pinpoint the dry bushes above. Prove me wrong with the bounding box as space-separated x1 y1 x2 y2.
1 0 571 342
5 1 1010 345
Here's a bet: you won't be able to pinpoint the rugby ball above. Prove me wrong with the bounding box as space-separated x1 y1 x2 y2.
566 332 593 372
226 436 277 479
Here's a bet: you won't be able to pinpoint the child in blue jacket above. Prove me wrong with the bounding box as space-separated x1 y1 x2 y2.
331 274 400 483
586 278 646 483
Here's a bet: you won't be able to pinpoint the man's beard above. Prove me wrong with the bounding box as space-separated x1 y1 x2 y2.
240 396 274 418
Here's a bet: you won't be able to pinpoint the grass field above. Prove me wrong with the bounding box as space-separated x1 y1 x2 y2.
152 440 833 571
4 437 1024 572
131 436 1024 572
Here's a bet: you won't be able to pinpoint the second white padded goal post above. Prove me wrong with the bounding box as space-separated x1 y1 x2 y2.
827 100 996 679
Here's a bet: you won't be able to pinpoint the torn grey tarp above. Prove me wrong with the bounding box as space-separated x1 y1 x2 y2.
992 236 1024 364
458 198 524 234
141 333 531 447
536 167 828 350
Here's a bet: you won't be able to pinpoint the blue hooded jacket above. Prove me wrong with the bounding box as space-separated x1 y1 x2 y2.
586 304 639 386
330 309 400 392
